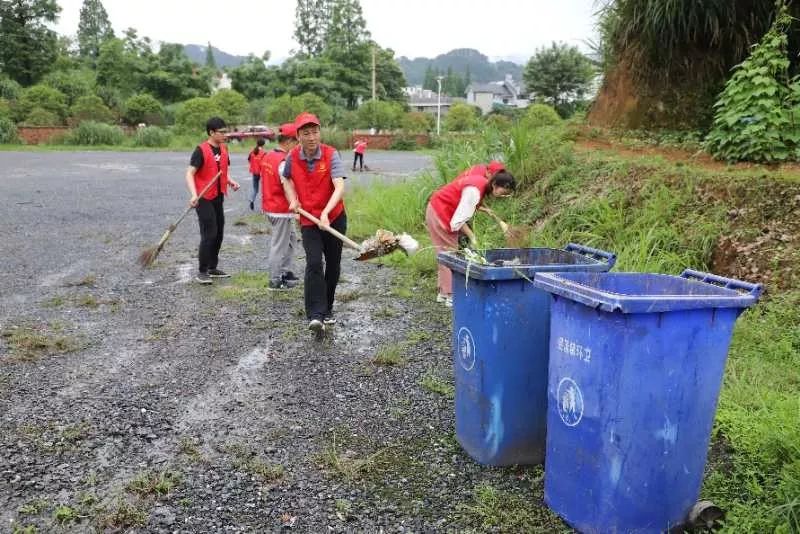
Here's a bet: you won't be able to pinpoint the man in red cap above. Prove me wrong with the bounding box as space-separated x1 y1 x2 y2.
261 123 300 290
281 112 347 335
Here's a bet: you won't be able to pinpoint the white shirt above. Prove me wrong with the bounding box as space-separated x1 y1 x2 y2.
450 186 481 232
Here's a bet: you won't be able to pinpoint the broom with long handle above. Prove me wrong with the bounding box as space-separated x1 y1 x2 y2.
138 171 221 268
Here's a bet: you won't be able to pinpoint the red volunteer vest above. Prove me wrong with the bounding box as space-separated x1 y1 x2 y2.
248 148 265 174
430 174 489 232
194 141 229 201
289 144 345 227
261 149 291 214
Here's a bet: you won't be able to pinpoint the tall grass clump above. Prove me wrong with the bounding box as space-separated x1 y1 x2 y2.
322 127 350 150
703 291 800 532
133 126 172 147
0 116 18 144
67 121 125 146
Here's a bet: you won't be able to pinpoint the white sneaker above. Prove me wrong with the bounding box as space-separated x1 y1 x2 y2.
436 293 447 303
444 296 453 308
436 293 453 307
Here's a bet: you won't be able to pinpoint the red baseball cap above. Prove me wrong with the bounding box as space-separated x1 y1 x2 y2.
488 160 505 174
279 123 297 137
294 112 320 130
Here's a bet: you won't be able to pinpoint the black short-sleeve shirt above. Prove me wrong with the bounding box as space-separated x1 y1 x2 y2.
190 144 231 169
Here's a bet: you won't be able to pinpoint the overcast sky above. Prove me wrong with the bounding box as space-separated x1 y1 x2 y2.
53 0 600 64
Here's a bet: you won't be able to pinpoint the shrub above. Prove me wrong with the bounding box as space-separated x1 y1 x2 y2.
402 111 434 133
0 117 19 144
444 102 479 132
390 134 418 150
70 95 115 124
0 77 22 100
483 114 513 130
14 85 68 122
265 93 333 126
356 100 404 131
521 104 562 129
175 97 223 134
67 121 125 146
321 127 349 150
0 98 10 120
22 107 61 126
41 69 95 106
133 126 172 147
210 89 248 125
124 94 164 125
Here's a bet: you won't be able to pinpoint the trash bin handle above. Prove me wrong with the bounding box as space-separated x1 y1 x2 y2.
564 243 617 268
680 269 763 297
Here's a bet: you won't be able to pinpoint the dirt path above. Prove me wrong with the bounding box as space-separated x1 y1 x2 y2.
0 151 559 532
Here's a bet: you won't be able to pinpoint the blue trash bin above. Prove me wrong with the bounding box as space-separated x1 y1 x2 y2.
531 269 762 533
437 243 616 466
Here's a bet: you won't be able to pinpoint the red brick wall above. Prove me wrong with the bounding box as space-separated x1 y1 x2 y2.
346 133 430 149
18 126 70 145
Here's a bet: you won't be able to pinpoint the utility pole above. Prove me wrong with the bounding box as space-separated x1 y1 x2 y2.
371 46 377 101
436 75 444 136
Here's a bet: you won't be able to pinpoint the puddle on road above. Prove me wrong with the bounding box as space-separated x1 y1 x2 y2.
74 162 141 173
227 234 253 246
175 262 193 284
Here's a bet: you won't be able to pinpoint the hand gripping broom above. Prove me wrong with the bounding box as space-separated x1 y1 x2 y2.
137 171 221 268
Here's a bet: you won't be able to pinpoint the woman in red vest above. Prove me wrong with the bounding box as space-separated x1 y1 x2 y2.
247 138 267 211
426 169 516 306
281 112 348 335
261 123 299 290
352 139 367 171
184 117 241 284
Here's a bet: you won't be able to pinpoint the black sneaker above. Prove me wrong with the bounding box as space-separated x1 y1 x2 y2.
195 272 212 285
208 269 231 278
308 319 324 334
323 315 336 326
268 280 289 291
283 271 299 282
249 201 254 211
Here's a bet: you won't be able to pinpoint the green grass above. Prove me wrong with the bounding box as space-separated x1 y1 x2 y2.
214 271 297 303
372 344 405 366
420 371 455 399
126 470 180 498
702 292 800 532
1 324 84 361
457 482 566 532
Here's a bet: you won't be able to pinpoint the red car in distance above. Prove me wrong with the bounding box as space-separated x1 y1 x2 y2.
225 125 275 142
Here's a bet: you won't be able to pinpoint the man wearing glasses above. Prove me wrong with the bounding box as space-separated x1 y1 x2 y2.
185 117 241 284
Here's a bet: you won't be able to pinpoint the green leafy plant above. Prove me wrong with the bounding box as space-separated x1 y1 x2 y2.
706 7 793 162
133 126 171 147
67 121 125 146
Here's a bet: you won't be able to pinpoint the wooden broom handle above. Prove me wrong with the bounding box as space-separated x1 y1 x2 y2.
296 208 362 251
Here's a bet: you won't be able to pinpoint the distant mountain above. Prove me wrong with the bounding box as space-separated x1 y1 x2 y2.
398 48 525 85
183 44 249 69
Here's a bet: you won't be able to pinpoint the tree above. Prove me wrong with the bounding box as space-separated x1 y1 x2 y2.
210 89 247 125
0 0 61 85
175 97 223 133
70 94 114 123
401 111 433 133
229 54 285 99
294 0 331 57
356 100 403 131
443 102 478 132
41 68 95 107
524 42 595 107
96 38 139 96
423 64 436 91
123 93 163 124
77 0 114 66
13 84 67 122
205 42 216 69
373 45 407 102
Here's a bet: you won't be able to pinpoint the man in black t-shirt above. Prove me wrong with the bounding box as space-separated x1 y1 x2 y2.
185 117 240 284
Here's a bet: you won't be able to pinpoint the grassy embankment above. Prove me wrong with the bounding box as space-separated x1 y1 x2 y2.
347 123 800 532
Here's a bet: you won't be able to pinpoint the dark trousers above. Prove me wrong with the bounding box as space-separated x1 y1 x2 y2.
196 195 224 273
353 152 363 170
301 212 347 320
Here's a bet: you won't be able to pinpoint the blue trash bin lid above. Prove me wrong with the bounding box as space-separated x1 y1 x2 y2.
532 269 762 313
437 244 616 281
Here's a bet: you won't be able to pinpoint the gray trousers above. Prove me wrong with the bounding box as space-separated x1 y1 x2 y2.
267 215 297 282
